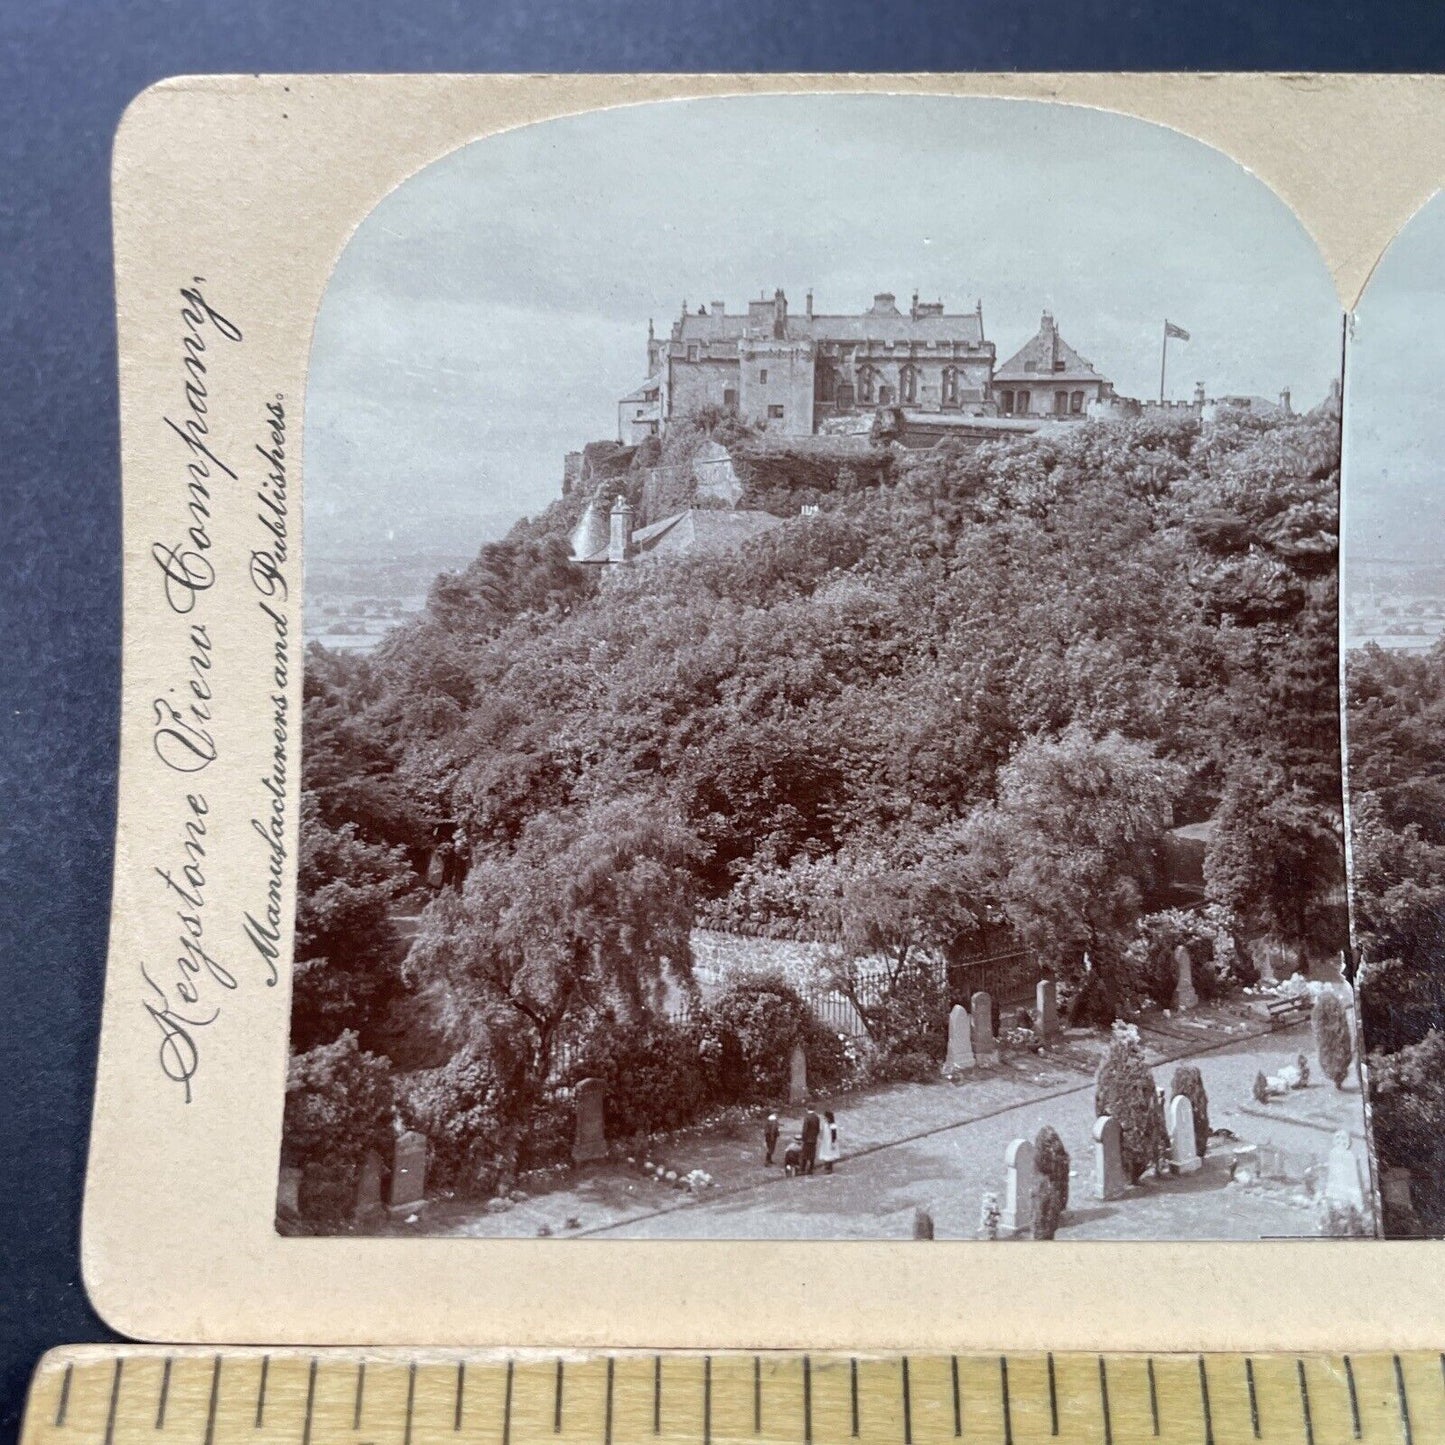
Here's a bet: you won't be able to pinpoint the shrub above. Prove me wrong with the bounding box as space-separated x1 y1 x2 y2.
283 1031 395 1225
1031 1175 1065 1239
702 973 846 1102
565 1013 712 1139
1169 1064 1211 1156
1313 990 1354 1089
1094 1026 1164 1184
1033 1125 1071 1212
865 964 949 1064
399 1049 515 1195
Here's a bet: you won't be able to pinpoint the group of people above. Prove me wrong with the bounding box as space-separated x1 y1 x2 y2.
763 1107 840 1176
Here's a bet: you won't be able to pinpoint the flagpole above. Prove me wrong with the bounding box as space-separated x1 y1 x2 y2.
1159 320 1168 403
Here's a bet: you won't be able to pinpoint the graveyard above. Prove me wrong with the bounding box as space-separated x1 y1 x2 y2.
407 996 1369 1242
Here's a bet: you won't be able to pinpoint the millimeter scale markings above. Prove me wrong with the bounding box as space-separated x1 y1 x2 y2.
21 1349 1445 1445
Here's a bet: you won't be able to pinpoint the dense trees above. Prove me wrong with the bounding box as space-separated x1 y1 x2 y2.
1346 642 1445 1233
286 405 1348 1210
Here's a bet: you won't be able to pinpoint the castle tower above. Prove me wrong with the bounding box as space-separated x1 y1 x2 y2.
608 495 635 564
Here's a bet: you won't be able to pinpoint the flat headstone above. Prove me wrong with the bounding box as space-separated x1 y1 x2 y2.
389 1130 428 1213
788 1042 808 1104
943 1004 975 1073
354 1149 385 1225
1036 977 1060 1040
1000 1137 1035 1235
1325 1130 1366 1210
572 1077 607 1164
1093 1115 1125 1200
971 991 996 1061
1174 944 1198 1010
1168 1094 1201 1173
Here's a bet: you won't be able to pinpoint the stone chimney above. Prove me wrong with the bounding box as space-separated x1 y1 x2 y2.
1040 311 1057 367
608 495 635 564
1193 381 1206 405
805 289 813 319
772 288 787 338
911 290 920 320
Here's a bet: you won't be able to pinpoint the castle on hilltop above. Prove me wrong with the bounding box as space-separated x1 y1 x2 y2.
617 290 1121 443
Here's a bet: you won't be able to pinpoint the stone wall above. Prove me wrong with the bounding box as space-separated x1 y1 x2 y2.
689 927 835 991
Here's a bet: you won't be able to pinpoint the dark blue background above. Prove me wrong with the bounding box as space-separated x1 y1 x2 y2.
5 2 1445 1440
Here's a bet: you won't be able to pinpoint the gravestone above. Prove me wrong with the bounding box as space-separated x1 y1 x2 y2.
1092 1115 1125 1200
943 1004 974 1073
1036 977 1060 1041
572 1077 607 1164
354 1149 385 1226
788 1042 808 1104
970 991 996 1062
912 1208 935 1240
1257 1142 1288 1180
1000 1138 1035 1235
1325 1130 1366 1210
1168 1095 1201 1173
277 1166 302 1218
1231 1144 1259 1184
1174 945 1198 1010
388 1131 428 1216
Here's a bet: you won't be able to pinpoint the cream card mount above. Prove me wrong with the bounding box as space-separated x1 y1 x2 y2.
90 72 1445 1350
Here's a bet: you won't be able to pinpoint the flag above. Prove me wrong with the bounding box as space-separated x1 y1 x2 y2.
1164 320 1190 341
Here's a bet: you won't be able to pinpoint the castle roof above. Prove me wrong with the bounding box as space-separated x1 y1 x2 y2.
572 507 785 565
631 508 785 558
669 296 986 349
995 312 1107 385
569 499 611 562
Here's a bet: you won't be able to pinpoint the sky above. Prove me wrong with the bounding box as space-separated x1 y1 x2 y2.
306 93 1344 560
1343 191 1445 565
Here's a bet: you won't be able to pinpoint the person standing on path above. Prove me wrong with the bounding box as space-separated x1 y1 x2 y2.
764 1112 780 1165
817 1109 840 1173
800 1107 821 1175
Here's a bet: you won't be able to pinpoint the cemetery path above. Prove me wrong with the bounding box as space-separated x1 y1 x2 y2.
424 1014 1369 1242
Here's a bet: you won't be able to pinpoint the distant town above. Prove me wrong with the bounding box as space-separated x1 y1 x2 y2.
1345 557 1445 650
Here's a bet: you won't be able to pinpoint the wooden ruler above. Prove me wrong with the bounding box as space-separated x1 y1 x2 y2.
19 1348 1444 1445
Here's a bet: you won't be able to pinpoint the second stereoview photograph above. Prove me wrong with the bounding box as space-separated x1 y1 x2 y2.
277 94 1368 1241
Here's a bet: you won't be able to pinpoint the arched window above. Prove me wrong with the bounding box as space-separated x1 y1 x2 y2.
999 389 1014 415
900 364 919 405
1054 390 1069 415
1016 390 1031 414
942 367 959 407
858 365 876 404
1070 390 1084 414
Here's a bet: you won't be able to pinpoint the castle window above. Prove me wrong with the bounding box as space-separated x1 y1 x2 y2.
1054 360 1067 372
1070 390 1084 414
900 364 919 405
759 368 769 383
768 404 785 420
687 343 699 362
942 367 959 407
723 388 738 409
1054 390 1069 415
1016 390 1031 413
999 389 1014 415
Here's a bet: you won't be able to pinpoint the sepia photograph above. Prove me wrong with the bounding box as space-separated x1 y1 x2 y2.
1341 189 1445 1239
277 93 1370 1242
